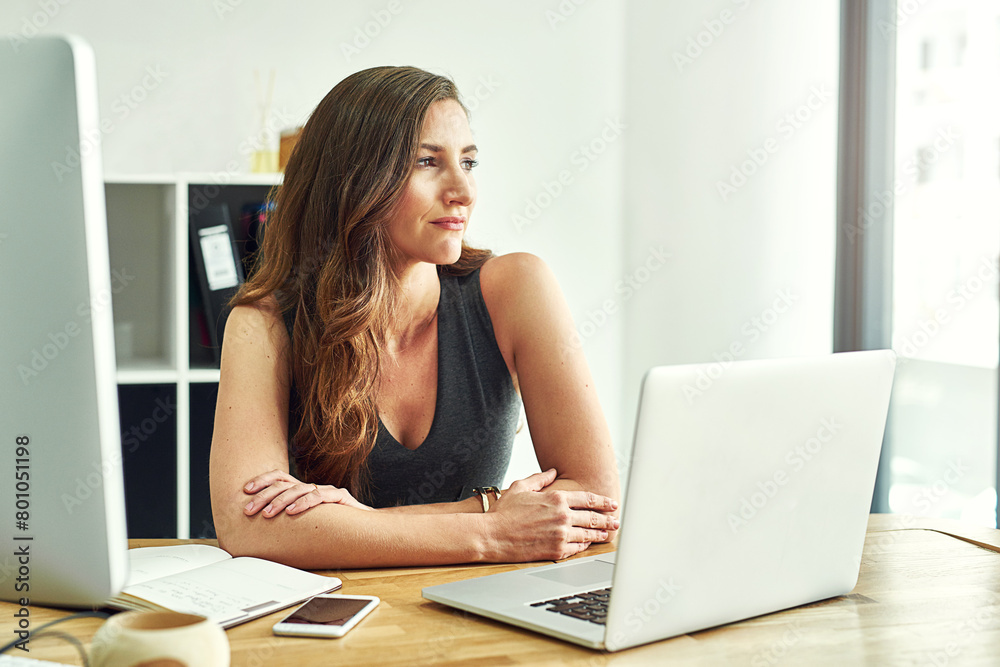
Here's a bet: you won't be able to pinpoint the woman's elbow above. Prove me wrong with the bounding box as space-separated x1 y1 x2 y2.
212 507 252 557
210 493 271 559
213 513 295 565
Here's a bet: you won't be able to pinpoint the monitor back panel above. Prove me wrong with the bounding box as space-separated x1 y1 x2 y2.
0 35 128 606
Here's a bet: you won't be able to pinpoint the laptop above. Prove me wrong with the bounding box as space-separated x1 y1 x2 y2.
422 350 897 651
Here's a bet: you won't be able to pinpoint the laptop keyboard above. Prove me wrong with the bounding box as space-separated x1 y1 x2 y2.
530 587 611 625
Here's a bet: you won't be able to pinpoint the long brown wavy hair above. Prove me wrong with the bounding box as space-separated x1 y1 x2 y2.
232 66 492 500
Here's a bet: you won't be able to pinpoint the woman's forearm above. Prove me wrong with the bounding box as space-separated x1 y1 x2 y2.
379 495 483 514
215 468 620 568
379 472 620 515
218 502 492 569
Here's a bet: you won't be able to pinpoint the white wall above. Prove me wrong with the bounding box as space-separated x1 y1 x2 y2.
2 0 626 483
4 0 840 486
621 0 839 472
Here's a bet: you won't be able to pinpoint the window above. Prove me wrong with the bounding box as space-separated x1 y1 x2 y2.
886 2 1000 527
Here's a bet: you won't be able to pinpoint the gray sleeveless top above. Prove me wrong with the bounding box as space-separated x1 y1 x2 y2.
281 268 520 508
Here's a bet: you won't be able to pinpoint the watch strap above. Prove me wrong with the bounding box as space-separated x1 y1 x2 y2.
473 486 502 512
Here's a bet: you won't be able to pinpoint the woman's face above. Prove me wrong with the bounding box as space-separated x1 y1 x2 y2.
388 98 478 270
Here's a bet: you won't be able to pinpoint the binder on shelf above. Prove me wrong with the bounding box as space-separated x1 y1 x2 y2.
189 204 244 365
238 199 272 278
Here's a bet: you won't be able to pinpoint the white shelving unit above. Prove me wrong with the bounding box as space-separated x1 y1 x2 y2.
104 172 282 538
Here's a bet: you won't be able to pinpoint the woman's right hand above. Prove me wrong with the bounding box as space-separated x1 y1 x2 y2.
485 468 619 562
242 469 373 517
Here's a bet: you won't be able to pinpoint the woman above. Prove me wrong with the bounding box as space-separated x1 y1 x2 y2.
209 66 620 570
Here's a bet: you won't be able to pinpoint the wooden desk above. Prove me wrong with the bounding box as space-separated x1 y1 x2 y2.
5 514 1000 666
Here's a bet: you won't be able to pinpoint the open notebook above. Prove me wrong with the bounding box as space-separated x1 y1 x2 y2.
109 545 340 627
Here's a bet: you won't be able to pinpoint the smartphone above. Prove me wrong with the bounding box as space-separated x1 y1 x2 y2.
272 594 380 638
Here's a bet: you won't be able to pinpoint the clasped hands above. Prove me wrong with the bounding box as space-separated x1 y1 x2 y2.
242 468 619 561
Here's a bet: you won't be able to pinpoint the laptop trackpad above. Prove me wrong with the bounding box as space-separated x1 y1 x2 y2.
527 560 614 587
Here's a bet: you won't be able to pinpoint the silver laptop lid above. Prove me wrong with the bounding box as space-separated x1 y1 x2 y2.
605 350 895 651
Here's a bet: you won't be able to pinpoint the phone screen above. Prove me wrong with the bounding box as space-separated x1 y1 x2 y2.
283 597 372 626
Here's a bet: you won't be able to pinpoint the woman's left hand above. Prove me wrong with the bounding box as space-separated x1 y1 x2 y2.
242 469 373 517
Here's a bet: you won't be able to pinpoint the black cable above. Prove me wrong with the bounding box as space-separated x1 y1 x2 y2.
0 610 110 664
22 630 90 666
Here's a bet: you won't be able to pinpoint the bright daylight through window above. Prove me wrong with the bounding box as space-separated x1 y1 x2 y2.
887 0 1000 527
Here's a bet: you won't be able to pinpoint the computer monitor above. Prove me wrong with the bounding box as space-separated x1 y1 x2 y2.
0 35 129 607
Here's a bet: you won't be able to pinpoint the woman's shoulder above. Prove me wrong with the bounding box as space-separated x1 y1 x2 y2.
225 294 290 353
479 252 556 299
218 294 292 394
229 292 282 323
478 252 564 343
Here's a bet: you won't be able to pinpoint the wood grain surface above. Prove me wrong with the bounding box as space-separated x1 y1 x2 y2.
4 514 999 666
